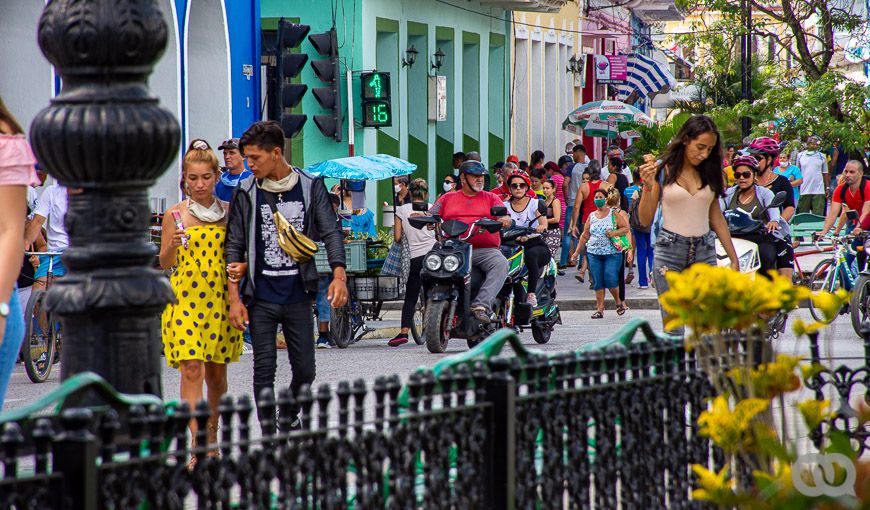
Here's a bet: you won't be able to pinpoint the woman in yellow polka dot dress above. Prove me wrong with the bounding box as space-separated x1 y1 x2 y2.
159 139 241 455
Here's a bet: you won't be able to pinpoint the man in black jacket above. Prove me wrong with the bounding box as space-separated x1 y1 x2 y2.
226 121 348 432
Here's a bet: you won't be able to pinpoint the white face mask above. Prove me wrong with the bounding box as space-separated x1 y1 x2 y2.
443 182 453 192
394 184 402 193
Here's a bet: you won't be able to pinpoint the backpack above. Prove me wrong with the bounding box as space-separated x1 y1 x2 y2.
839 177 870 204
628 188 648 233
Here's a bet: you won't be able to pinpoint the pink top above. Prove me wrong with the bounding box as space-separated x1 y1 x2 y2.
549 173 566 228
0 135 40 187
661 183 715 237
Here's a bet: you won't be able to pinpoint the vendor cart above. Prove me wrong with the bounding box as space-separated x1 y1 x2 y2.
306 155 424 348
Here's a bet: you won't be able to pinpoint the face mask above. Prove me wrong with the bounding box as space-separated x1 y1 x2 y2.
394 184 402 193
593 199 606 208
443 182 453 192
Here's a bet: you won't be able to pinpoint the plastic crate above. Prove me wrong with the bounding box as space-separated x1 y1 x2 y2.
314 240 368 274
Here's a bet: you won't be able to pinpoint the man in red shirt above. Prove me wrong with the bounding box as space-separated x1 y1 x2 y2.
430 160 512 323
818 161 870 236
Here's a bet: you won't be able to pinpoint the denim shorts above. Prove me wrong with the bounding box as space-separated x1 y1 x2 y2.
652 229 716 296
587 252 622 290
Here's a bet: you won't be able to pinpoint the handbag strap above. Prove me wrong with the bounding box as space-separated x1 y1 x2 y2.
259 186 280 214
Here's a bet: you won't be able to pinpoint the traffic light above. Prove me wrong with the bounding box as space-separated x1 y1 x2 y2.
308 28 342 141
275 20 310 138
360 72 392 128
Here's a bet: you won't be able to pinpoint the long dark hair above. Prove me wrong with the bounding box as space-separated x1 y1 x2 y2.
658 115 724 196
530 150 545 167
0 97 24 135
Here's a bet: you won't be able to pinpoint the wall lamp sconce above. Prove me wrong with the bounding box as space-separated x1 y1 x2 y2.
566 54 581 75
431 48 445 72
401 45 418 68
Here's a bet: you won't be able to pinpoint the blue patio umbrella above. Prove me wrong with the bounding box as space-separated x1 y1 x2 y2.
304 154 417 180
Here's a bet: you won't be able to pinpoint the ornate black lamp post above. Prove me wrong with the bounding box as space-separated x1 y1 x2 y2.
29 0 180 397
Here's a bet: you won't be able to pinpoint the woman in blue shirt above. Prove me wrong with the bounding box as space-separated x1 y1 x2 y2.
340 188 377 237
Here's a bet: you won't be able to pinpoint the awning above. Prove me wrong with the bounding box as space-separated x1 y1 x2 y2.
616 53 677 103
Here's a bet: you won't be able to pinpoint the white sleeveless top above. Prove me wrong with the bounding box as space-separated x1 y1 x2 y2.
504 198 540 228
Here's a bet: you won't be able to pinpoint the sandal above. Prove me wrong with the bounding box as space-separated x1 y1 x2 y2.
591 311 604 319
616 304 628 316
574 273 585 283
626 271 635 285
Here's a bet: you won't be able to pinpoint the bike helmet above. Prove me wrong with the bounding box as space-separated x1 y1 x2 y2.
731 155 759 174
747 136 781 157
458 160 487 175
505 169 531 190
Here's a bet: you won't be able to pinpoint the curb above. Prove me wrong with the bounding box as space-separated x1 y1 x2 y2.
382 299 663 312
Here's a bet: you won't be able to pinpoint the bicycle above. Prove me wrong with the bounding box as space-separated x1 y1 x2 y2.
329 275 423 349
791 237 834 286
806 234 859 324
20 251 63 383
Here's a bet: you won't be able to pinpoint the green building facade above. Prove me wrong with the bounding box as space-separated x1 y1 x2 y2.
261 0 511 224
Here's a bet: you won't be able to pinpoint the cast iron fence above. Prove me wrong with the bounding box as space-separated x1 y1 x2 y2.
2 320 854 509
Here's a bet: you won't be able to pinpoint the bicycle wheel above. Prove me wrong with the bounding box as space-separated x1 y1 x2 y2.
808 258 840 324
330 303 353 348
22 289 56 383
851 274 870 335
410 296 425 345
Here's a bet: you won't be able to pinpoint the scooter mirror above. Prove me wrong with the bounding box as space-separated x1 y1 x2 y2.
408 216 437 230
412 201 429 212
490 206 508 217
769 191 787 209
478 219 504 233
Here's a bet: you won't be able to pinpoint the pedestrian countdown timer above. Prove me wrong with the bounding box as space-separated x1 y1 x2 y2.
360 72 392 128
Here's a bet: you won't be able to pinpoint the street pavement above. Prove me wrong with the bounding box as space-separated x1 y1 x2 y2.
4 307 865 414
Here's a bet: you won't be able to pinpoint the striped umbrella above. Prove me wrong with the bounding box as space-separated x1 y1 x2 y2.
562 100 653 139
617 53 677 102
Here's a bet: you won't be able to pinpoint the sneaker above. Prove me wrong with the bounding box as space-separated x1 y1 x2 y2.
638 285 649 290
388 333 409 347
242 343 253 355
470 306 491 324
316 337 331 349
557 270 566 276
526 293 538 308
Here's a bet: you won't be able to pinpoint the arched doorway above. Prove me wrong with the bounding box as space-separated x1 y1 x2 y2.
185 0 232 153
0 1 53 133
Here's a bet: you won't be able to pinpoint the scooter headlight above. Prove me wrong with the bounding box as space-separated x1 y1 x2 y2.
737 251 756 273
425 254 442 271
443 255 461 272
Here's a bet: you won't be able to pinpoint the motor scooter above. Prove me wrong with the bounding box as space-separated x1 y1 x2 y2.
408 207 508 353
714 190 788 338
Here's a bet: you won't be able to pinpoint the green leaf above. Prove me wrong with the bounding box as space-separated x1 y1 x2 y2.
825 430 858 460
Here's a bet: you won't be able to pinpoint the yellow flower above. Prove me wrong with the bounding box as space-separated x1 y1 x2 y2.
691 464 738 504
698 396 770 452
797 399 832 431
792 318 826 337
810 290 850 323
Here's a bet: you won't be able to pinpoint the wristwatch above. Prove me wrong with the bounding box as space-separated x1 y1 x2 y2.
0 302 9 318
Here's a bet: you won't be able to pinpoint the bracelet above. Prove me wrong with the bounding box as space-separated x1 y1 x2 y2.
643 184 654 191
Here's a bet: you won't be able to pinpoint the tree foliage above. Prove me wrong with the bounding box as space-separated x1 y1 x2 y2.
677 0 869 80
721 72 870 151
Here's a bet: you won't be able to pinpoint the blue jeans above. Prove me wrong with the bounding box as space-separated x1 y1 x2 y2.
315 275 332 323
633 229 654 287
587 252 621 290
560 205 575 267
0 291 24 408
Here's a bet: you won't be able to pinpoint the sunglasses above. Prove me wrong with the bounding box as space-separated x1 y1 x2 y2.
510 183 529 190
751 154 765 162
734 171 754 179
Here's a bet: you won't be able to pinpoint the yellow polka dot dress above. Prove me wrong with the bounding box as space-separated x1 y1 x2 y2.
162 225 242 368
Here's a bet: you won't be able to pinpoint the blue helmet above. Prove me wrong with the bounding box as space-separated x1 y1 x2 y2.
458 160 487 176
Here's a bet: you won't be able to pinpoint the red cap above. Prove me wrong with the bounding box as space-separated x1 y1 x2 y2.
506 154 519 164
